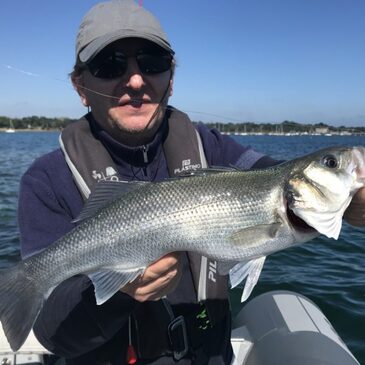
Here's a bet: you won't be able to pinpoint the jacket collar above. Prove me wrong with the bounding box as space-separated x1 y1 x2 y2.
87 113 168 167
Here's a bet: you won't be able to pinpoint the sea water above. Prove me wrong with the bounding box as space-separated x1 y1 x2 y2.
0 131 364 362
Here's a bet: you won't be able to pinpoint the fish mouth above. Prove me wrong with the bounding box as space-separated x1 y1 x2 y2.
286 203 316 233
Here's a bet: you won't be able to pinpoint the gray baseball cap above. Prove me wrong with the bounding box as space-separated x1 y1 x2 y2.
76 0 174 63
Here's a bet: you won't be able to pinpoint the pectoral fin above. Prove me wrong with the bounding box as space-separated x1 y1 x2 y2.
229 257 266 302
229 222 282 247
88 266 145 305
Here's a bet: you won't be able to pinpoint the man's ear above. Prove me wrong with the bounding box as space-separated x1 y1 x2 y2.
71 73 89 107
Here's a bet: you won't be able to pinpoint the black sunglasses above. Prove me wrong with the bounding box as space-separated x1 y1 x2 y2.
86 48 173 79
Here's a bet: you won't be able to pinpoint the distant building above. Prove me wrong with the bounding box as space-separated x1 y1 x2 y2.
315 127 329 134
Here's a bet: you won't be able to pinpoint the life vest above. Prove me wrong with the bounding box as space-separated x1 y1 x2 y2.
60 106 230 360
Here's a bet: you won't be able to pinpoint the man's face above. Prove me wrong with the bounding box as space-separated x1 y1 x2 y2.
77 38 173 146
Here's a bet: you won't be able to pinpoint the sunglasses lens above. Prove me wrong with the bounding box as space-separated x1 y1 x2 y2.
87 49 172 79
87 51 127 79
137 53 172 74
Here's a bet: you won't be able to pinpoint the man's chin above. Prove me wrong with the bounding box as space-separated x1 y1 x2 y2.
115 120 157 134
108 106 165 142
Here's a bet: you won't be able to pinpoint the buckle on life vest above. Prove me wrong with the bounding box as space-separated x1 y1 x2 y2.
167 315 188 361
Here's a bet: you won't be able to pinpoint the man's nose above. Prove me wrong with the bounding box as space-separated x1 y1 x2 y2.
125 59 145 90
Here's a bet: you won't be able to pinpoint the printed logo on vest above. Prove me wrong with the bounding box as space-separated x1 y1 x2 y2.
92 167 119 182
208 260 217 283
174 159 201 175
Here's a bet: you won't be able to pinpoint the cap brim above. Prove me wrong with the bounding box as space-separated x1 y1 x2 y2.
79 29 174 62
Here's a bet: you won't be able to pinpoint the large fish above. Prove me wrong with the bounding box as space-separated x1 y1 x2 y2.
0 146 364 351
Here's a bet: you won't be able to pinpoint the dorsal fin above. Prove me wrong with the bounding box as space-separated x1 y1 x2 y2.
73 180 148 223
176 166 240 178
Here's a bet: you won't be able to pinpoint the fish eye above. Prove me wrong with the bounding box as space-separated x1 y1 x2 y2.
322 154 338 168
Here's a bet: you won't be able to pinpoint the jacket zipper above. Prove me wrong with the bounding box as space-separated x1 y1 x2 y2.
142 145 148 177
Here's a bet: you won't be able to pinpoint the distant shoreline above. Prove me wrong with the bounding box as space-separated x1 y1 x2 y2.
1 128 364 136
0 128 60 133
220 131 365 136
1 117 364 135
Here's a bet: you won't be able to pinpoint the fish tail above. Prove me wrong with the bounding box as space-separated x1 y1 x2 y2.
0 262 44 351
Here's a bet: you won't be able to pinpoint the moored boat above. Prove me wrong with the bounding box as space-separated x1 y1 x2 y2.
4 120 15 133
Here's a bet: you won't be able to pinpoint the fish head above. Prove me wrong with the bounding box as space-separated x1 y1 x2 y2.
285 146 365 239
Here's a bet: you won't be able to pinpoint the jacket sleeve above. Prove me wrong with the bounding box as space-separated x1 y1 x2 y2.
33 275 135 358
18 155 136 358
18 169 77 258
195 123 279 169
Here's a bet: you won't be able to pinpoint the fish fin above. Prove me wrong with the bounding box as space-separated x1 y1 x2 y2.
229 222 282 246
0 263 45 351
73 180 148 223
88 267 145 305
229 257 266 302
175 167 238 178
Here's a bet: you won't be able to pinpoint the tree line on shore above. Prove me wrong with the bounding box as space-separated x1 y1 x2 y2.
0 116 364 134
202 120 365 134
0 116 77 130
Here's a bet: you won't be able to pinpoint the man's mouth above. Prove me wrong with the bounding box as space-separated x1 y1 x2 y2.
119 98 150 108
129 99 143 108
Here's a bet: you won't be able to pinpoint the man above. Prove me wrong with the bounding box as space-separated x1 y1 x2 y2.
18 1 365 364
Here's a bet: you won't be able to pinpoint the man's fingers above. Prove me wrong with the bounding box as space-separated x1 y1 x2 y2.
139 253 180 283
120 252 182 302
344 187 365 226
123 267 180 301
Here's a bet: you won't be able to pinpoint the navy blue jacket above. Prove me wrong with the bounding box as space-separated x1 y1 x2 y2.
18 115 276 364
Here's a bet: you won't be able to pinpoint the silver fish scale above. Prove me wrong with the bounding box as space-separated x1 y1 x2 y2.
24 170 286 289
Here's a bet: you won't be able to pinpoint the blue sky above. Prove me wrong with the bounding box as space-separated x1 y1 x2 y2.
1 0 364 126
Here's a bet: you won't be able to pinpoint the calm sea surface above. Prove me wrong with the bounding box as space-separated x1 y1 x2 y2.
0 132 364 362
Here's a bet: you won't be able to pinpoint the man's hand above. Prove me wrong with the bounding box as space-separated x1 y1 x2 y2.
120 253 182 302
344 187 365 227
